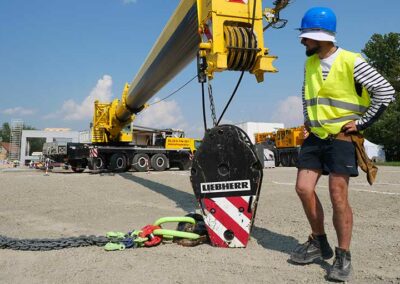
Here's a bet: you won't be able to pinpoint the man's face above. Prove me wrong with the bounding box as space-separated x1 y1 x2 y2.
301 37 321 57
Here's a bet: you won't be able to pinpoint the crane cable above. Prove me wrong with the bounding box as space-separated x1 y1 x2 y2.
148 74 198 106
215 0 257 126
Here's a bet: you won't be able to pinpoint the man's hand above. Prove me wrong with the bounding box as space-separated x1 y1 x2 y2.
303 121 311 138
341 121 358 134
304 120 311 132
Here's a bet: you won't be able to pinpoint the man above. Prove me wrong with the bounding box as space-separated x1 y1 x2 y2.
290 7 395 282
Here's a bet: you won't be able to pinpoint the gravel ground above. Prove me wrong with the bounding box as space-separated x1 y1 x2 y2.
0 166 399 283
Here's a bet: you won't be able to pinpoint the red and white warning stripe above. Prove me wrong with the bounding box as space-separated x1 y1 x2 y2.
89 148 98 158
202 195 254 248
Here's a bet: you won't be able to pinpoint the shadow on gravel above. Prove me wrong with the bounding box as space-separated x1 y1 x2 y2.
48 171 85 174
118 173 196 212
252 226 331 272
252 226 299 254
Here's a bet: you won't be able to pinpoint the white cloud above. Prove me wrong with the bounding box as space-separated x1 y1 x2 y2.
135 98 187 131
42 77 191 135
2 107 35 116
42 112 58 120
270 96 303 127
187 125 206 139
123 0 137 4
46 75 113 121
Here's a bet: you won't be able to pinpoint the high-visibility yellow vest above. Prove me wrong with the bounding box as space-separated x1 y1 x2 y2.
305 49 370 139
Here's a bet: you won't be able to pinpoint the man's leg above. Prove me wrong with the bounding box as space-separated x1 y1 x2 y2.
291 168 333 264
328 173 353 281
295 169 324 235
328 173 352 250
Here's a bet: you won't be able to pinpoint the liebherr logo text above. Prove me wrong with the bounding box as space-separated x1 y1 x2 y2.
200 180 251 193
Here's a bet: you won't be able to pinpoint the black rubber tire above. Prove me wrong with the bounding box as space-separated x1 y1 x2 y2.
125 157 132 171
150 153 168 171
94 156 106 170
178 160 191 171
71 167 84 173
132 153 149 172
88 156 105 170
280 153 290 167
70 160 86 173
109 153 127 172
273 150 280 167
290 152 298 167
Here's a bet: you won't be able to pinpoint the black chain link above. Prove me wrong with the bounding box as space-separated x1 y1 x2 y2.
0 234 108 251
207 82 218 126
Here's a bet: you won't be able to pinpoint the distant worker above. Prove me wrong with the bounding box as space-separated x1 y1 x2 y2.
290 7 395 282
44 158 50 176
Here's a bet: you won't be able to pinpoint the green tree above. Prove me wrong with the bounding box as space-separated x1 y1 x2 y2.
0 122 11 142
362 33 400 161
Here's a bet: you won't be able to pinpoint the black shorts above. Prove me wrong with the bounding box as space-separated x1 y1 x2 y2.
297 133 359 177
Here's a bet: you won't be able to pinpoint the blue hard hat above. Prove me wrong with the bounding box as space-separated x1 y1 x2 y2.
299 7 336 33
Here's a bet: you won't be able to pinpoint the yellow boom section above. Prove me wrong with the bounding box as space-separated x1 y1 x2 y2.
93 0 278 143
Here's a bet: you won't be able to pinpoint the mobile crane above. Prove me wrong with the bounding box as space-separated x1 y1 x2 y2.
42 124 200 172
44 0 290 247
255 126 306 166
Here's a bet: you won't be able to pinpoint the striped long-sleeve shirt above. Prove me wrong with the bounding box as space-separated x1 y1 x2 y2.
302 47 396 130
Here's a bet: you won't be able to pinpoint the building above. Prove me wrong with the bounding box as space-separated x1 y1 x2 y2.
20 129 79 165
235 121 285 144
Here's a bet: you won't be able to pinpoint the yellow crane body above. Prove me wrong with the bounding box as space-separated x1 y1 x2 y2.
275 127 305 148
165 137 202 154
255 126 305 167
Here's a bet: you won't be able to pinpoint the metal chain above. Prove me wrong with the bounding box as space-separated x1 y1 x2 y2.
207 81 218 126
0 234 108 251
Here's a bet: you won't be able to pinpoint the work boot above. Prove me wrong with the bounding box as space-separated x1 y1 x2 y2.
290 234 334 264
328 247 352 282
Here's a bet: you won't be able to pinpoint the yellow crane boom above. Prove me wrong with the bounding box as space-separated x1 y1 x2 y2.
92 0 282 143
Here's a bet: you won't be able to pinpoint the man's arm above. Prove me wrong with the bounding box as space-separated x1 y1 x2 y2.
353 58 396 131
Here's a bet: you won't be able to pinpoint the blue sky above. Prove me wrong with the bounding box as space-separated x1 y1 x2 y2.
0 0 398 138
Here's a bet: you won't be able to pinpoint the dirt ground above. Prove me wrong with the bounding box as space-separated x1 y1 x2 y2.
0 165 399 283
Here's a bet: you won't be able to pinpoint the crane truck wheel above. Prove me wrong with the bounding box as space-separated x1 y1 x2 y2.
110 153 127 172
280 153 290 167
132 153 150 172
177 155 191 170
272 149 280 167
290 152 298 167
70 159 86 173
88 156 105 170
94 156 105 170
150 153 168 171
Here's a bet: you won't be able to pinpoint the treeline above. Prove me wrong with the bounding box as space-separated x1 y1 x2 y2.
0 122 37 142
0 122 44 153
362 33 400 161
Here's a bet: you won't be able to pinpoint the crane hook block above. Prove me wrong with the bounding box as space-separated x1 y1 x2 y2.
190 125 263 248
197 0 278 81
